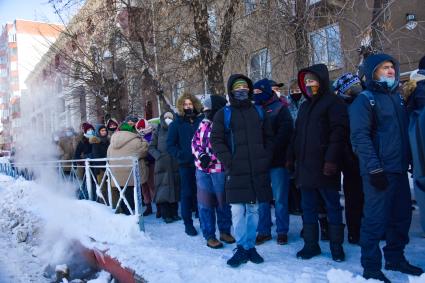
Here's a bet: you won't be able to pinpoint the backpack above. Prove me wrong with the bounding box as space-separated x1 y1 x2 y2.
223 105 264 154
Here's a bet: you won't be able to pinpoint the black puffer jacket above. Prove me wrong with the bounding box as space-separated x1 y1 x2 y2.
289 64 349 190
211 74 274 203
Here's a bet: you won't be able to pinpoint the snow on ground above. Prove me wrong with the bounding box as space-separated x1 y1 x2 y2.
0 173 425 283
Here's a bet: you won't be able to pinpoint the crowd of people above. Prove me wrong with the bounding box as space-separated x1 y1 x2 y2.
53 53 425 283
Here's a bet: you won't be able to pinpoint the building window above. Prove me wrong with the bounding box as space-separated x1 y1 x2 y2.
8 32 16 43
310 24 343 70
249 48 272 83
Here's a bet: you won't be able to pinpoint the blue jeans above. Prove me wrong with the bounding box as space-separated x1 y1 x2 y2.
258 167 290 235
232 203 259 250
195 170 232 240
360 173 411 270
179 166 197 227
300 187 343 225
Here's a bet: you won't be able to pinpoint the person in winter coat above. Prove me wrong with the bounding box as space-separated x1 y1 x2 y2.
349 54 423 282
404 58 425 237
167 92 204 236
210 74 274 268
332 73 365 244
136 118 156 217
89 125 110 204
58 127 76 175
107 122 149 215
191 95 235 249
148 112 181 223
287 64 348 262
252 79 293 246
74 122 95 199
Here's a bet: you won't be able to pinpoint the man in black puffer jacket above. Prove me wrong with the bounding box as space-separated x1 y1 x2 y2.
211 74 274 268
287 64 349 262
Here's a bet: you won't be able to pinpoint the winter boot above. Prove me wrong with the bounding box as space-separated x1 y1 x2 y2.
143 203 153 216
385 260 424 276
227 246 249 268
319 216 329 241
185 224 198 236
296 223 321 259
328 224 345 262
156 203 161 218
363 269 391 283
248 248 264 264
220 233 236 244
255 234 272 245
277 234 288 245
207 238 224 249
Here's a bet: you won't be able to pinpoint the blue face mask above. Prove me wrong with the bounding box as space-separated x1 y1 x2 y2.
253 92 272 105
232 89 249 101
378 76 396 88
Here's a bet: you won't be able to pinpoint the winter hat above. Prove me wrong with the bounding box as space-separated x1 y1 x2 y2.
82 122 94 133
304 72 319 83
333 73 361 95
419 55 425 70
135 119 153 135
253 78 274 104
163 112 174 120
106 118 119 130
119 122 136 133
232 79 249 91
124 114 139 124
269 80 284 88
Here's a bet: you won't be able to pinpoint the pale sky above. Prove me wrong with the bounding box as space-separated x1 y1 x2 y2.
0 0 66 25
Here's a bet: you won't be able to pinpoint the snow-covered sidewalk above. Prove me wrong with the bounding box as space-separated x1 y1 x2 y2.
0 174 424 283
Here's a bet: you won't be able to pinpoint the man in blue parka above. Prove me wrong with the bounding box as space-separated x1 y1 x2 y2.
349 54 423 282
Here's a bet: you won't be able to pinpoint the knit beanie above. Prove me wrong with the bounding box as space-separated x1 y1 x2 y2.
333 73 361 95
232 79 249 90
124 115 139 124
304 72 319 83
119 122 136 133
135 119 153 135
82 122 94 133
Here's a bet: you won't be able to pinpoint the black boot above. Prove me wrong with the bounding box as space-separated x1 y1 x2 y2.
385 260 424 276
296 223 321 259
363 269 391 283
328 224 345 262
319 217 329 241
143 203 153 216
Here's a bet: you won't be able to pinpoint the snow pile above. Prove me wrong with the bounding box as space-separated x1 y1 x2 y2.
1 173 425 283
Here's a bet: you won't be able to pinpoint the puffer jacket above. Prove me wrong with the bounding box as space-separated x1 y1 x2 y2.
107 130 149 186
349 54 410 175
210 74 274 203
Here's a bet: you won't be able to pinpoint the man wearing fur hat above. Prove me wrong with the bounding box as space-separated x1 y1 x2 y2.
167 93 204 236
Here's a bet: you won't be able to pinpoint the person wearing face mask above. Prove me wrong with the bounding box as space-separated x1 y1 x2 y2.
89 125 110 204
149 112 181 223
332 73 365 245
210 74 274 267
106 118 119 136
74 122 95 199
191 95 235 249
286 64 349 263
167 93 204 236
252 79 293 246
349 54 423 282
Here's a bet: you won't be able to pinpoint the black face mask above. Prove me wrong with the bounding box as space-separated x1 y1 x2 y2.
184 108 196 118
291 92 302 101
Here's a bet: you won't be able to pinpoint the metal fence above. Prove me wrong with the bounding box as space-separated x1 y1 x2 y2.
0 157 145 231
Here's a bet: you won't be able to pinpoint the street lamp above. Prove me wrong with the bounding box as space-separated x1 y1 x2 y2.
406 13 417 31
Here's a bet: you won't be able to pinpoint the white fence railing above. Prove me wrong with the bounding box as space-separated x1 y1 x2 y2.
0 157 145 231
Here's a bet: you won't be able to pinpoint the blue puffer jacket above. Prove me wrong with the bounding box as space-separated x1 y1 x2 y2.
349 54 410 175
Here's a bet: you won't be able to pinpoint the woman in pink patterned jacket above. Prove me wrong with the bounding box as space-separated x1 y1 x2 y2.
191 95 235 249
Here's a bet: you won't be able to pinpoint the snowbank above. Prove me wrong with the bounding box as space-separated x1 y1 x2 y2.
1 174 425 283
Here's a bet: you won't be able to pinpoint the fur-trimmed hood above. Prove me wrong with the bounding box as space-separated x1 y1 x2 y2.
402 69 425 101
176 92 203 116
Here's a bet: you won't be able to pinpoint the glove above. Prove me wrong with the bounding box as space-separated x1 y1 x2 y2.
323 162 337 176
369 170 389 191
285 160 295 173
199 154 211 170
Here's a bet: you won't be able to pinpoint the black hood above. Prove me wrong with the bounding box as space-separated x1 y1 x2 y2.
297 64 331 98
227 74 254 98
